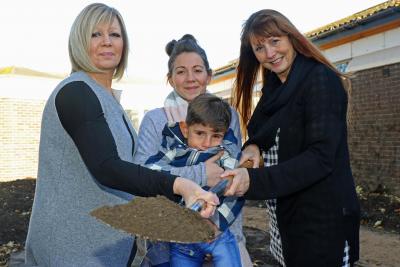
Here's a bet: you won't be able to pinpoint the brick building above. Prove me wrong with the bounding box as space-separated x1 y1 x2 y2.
208 1 400 195
0 67 61 181
0 67 143 182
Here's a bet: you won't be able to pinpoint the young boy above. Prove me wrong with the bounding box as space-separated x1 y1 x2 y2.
143 93 244 267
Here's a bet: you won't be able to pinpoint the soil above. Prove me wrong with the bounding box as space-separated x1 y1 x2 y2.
242 204 400 267
1 178 400 267
91 195 215 243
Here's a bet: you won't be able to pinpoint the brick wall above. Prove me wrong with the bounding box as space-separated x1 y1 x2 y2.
0 98 45 181
0 97 139 182
348 63 400 195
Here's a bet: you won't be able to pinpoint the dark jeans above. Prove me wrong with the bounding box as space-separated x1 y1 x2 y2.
170 229 241 267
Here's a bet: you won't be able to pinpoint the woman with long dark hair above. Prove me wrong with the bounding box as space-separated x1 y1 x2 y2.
223 9 360 267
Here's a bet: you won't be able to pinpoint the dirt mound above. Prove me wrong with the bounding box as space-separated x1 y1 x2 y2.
91 195 215 243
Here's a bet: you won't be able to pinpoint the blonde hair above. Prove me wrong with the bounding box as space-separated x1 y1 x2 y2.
68 3 129 80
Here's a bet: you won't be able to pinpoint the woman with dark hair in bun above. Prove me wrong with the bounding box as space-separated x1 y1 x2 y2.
134 34 252 266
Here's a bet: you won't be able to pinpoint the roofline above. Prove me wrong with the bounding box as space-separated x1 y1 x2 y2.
213 60 237 76
210 71 235 85
315 17 400 50
309 5 400 47
305 0 400 39
0 66 66 79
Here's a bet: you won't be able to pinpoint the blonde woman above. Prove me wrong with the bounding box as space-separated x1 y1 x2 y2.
24 4 217 267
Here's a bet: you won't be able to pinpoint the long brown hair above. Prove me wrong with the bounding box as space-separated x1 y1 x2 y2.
233 9 346 135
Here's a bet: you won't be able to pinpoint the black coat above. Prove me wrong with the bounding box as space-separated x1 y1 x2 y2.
244 55 360 267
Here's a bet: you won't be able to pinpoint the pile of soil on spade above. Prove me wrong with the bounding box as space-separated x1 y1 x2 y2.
91 195 215 243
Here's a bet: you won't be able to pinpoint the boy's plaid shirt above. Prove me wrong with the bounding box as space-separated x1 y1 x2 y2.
144 122 245 231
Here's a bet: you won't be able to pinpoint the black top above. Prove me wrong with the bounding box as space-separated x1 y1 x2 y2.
244 55 360 266
55 81 178 201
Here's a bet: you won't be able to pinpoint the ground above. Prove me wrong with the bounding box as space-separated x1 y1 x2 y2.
0 178 399 267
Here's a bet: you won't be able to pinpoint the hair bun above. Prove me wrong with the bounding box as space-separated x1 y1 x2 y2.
180 34 197 42
165 39 177 56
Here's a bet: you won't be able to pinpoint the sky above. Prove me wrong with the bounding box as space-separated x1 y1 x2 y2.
2 0 386 79
1 0 385 108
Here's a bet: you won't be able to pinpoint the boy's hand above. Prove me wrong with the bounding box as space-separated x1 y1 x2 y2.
205 151 224 187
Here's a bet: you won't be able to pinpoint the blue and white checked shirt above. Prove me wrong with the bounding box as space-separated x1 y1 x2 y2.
144 122 245 231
